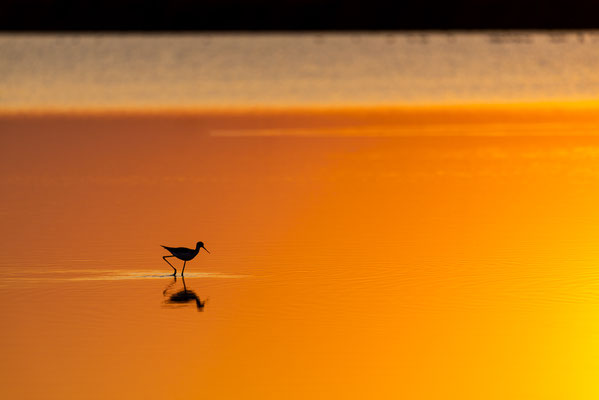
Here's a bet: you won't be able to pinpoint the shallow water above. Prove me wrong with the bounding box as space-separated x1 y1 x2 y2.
3 117 599 398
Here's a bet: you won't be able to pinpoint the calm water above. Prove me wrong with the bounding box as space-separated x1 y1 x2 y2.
2 116 599 398
3 31 599 399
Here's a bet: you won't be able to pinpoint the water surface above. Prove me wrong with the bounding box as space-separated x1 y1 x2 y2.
2 116 599 398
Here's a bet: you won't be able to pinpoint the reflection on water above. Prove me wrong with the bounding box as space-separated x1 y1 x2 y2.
0 268 245 283
163 276 207 311
4 118 599 398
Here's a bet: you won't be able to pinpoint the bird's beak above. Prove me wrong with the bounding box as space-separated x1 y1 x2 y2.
202 246 210 254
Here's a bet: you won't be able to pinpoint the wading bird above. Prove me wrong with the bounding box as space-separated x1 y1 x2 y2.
162 241 210 276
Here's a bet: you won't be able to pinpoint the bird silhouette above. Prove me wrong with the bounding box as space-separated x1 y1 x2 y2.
162 241 210 276
163 276 207 311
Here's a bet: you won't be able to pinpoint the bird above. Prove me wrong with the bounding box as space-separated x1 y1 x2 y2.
161 241 210 276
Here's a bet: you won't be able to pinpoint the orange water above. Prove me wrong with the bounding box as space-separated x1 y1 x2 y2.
2 114 599 399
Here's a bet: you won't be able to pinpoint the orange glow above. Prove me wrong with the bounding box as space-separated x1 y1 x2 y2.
2 109 599 399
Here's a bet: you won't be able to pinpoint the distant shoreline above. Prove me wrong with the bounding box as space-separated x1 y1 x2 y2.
4 33 599 114
4 104 599 136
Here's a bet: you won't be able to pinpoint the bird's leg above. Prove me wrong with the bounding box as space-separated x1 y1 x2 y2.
181 261 186 276
163 256 177 276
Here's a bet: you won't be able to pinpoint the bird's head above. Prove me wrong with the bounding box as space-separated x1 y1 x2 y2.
197 241 210 253
195 297 206 311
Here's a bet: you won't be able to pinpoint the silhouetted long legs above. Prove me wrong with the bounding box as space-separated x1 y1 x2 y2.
163 255 177 276
162 275 177 296
181 261 187 276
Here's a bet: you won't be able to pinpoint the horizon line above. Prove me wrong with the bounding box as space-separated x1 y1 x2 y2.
4 100 599 117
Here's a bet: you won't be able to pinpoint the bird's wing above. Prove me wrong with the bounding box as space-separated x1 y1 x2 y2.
162 246 194 256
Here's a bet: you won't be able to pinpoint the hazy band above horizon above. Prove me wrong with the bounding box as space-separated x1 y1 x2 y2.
2 32 599 113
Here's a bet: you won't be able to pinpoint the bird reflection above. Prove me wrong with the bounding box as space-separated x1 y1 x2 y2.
163 276 206 311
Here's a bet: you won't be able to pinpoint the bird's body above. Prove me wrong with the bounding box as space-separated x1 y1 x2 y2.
161 241 209 276
162 245 199 261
